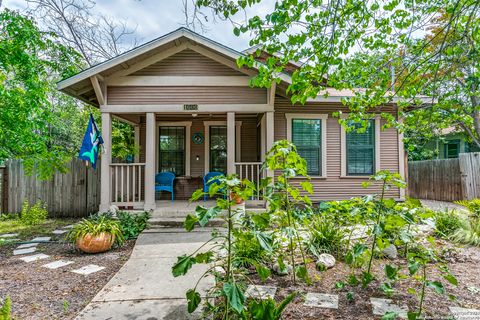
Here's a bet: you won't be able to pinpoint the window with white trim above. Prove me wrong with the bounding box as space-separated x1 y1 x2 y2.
285 113 328 177
346 120 375 175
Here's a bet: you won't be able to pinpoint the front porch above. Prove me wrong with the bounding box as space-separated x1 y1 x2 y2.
100 111 274 212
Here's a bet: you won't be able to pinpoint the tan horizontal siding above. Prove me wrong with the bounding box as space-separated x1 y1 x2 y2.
132 49 245 76
240 117 259 162
274 97 401 200
108 86 267 105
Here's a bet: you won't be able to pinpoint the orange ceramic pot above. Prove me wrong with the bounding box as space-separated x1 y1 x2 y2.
230 192 243 204
76 232 115 254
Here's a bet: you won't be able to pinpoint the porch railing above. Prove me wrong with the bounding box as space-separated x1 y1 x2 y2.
235 162 264 200
110 163 145 207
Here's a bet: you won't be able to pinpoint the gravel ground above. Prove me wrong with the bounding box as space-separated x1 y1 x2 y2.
0 240 135 319
250 240 480 320
420 199 467 212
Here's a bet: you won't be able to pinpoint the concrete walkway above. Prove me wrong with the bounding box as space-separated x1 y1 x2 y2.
76 229 213 320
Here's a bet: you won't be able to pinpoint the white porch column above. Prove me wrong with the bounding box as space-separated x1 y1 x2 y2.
265 111 274 178
144 112 156 210
227 112 236 175
99 112 111 212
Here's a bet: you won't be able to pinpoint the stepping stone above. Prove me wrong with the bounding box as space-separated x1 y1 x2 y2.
371 298 408 319
31 236 51 242
19 253 49 262
304 293 339 309
52 229 68 235
42 260 74 269
449 306 480 320
16 243 39 249
13 247 37 255
0 233 19 238
71 264 105 275
245 285 277 300
63 225 74 229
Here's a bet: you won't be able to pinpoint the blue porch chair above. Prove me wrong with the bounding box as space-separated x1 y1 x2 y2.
203 172 223 201
155 172 175 202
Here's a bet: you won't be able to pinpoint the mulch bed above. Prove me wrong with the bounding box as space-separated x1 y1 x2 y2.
250 241 480 320
0 239 135 319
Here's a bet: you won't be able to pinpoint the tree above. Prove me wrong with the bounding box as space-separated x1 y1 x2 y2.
193 0 479 148
26 0 139 66
0 9 83 178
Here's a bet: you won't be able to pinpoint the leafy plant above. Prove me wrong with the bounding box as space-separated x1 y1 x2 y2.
20 200 47 225
245 292 296 320
173 175 269 318
66 215 124 245
450 199 480 247
361 171 407 286
307 214 347 259
0 296 11 320
262 140 313 284
406 238 457 319
117 211 150 240
434 210 465 238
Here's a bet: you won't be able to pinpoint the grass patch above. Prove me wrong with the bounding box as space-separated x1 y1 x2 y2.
0 218 76 242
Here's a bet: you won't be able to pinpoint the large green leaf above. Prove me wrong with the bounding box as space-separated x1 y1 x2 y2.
186 289 201 313
195 206 221 227
172 255 196 277
184 214 198 231
426 281 445 294
223 282 245 314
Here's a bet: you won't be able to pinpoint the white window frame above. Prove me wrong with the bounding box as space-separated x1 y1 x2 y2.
156 121 192 176
340 114 381 177
203 120 242 174
285 113 328 178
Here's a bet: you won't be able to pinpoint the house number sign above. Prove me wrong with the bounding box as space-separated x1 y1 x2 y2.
183 104 198 111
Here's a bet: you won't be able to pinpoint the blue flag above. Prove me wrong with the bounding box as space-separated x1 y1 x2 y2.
79 114 104 169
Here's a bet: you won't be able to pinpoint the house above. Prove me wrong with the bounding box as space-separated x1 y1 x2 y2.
57 28 407 212
425 127 480 159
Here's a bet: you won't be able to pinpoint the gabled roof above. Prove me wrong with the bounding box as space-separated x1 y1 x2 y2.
58 27 292 105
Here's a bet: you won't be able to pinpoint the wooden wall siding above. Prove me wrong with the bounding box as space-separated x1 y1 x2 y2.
408 152 480 201
131 49 246 76
274 97 401 200
190 119 206 177
5 159 101 217
240 117 259 162
107 86 267 105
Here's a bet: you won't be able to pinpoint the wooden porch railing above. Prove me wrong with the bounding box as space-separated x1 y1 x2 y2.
235 162 264 200
110 163 145 207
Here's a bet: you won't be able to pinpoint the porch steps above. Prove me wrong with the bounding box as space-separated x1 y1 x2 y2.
148 217 225 229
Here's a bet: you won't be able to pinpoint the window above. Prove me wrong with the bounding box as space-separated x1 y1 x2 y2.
292 119 322 176
346 120 375 175
210 126 227 173
444 140 460 158
159 126 185 175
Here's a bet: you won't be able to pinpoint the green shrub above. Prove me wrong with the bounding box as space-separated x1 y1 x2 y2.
434 210 465 238
117 211 150 240
66 215 124 245
455 199 480 218
450 216 480 247
20 200 47 225
308 215 347 258
0 295 11 320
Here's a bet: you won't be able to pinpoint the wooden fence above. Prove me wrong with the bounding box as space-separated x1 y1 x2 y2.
408 152 480 201
2 159 101 218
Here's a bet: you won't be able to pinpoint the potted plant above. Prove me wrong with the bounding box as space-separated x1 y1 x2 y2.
67 215 124 253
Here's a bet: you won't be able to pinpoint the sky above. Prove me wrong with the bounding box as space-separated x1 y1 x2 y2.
3 0 274 51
